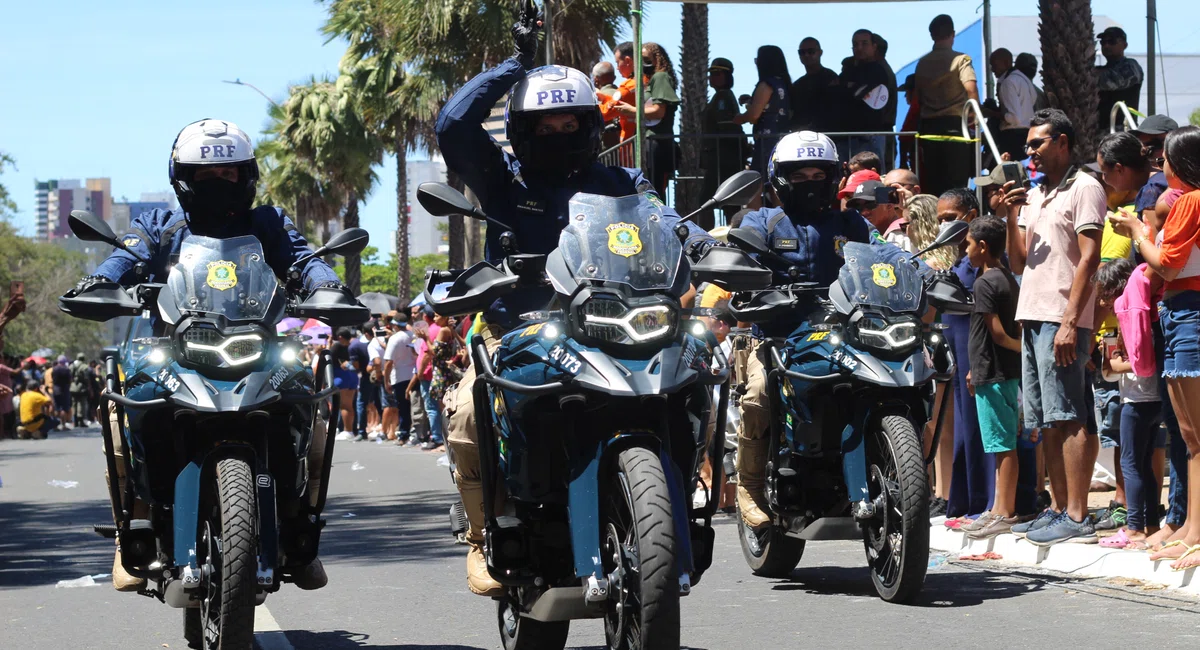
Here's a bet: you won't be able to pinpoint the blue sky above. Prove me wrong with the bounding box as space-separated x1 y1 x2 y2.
2 0 1195 250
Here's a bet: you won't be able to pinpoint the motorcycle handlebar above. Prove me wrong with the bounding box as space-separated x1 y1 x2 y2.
768 343 848 382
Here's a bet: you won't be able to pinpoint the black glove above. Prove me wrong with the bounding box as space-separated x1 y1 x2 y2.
65 275 110 298
512 0 543 69
304 280 349 300
688 239 730 263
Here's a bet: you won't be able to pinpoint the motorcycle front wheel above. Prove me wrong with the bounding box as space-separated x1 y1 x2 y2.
736 512 805 578
198 457 258 650
603 446 680 650
496 591 569 650
863 414 929 603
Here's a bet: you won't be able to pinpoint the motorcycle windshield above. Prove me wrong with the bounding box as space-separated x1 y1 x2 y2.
837 242 922 313
167 235 279 321
559 193 682 291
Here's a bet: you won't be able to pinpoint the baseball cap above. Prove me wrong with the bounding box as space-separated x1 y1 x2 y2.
708 57 733 73
838 169 882 199
1131 114 1179 136
1097 26 1126 41
972 166 1008 187
848 180 884 205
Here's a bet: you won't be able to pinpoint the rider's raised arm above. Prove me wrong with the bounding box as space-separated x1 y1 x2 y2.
435 57 527 206
93 208 167 284
255 207 340 292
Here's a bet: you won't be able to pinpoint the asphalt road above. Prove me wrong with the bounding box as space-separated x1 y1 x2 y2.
4 426 1200 650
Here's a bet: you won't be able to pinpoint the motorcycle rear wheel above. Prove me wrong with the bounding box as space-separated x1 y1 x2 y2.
496 593 569 650
603 446 680 650
199 458 258 650
863 415 929 603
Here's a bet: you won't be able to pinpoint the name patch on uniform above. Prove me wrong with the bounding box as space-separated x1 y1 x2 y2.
206 261 238 290
833 236 848 258
774 238 799 251
518 199 545 214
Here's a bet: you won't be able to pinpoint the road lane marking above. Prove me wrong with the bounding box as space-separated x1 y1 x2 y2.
254 605 293 650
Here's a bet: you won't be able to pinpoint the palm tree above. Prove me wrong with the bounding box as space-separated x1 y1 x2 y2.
678 3 709 221
257 105 346 240
274 78 383 293
324 0 444 301
1038 0 1099 161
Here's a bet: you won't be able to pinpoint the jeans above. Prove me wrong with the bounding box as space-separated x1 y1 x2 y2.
391 382 412 438
1157 322 1188 526
421 380 443 444
1021 321 1092 429
355 376 375 436
1120 401 1163 531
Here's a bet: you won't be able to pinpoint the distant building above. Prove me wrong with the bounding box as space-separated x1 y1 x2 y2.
406 158 449 258
34 177 111 241
110 200 171 235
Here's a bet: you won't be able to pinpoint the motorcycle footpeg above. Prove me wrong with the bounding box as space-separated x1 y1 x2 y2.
92 523 118 539
449 501 469 537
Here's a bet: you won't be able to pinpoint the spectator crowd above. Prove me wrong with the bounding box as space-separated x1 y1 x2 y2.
1 352 104 440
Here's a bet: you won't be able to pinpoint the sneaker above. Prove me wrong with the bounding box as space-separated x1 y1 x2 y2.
367 431 384 442
335 431 356 441
408 437 422 447
1012 508 1059 537
1026 513 1098 546
929 497 948 518
961 512 995 533
1095 501 1127 531
421 441 444 451
968 515 1021 539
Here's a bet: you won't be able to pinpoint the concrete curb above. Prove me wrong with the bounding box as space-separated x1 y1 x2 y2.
929 520 1200 595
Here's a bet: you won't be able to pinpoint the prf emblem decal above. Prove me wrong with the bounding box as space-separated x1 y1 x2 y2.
606 222 643 257
871 263 897 288
833 236 848 258
206 260 238 290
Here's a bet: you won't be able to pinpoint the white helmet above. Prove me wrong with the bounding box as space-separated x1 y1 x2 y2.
169 119 259 228
767 131 842 217
507 66 603 179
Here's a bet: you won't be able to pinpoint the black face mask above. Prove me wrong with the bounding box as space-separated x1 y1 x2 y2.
186 178 249 233
642 61 656 77
522 132 590 182
780 180 830 221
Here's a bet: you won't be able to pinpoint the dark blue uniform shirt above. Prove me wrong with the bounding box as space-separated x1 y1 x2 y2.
434 57 711 328
94 206 338 291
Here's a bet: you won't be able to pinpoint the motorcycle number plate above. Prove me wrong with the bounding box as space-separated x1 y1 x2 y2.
268 365 297 391
830 348 858 371
548 344 583 375
156 367 182 393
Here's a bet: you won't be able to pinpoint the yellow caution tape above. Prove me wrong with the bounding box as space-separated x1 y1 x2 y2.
914 134 980 143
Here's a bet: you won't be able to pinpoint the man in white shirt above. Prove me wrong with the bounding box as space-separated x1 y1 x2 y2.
990 48 1037 161
365 325 388 439
382 311 417 443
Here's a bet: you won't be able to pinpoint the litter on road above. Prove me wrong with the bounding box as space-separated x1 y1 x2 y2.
55 573 111 588
47 480 79 489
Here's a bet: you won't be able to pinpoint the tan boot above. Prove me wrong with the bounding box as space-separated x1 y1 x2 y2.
736 436 771 530
458 479 504 597
112 548 145 592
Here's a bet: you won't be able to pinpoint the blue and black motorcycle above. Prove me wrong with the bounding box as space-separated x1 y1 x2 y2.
416 173 769 650
725 221 972 603
59 210 369 649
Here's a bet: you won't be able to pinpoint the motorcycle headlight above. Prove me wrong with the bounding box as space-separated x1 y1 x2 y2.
181 327 265 367
853 316 920 351
579 296 677 345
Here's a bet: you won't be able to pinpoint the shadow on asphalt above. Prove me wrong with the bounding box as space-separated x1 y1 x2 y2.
770 564 1044 606
319 490 462 565
0 496 115 588
283 629 486 649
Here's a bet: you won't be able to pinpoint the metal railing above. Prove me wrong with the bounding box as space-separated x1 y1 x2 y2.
597 130 921 219
961 99 1000 209
1110 100 1141 133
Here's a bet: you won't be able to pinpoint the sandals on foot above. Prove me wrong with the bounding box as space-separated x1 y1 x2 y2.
1099 529 1131 548
1171 545 1200 572
1150 539 1188 560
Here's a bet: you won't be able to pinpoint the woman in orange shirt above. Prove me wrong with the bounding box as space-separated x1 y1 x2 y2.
1111 125 1200 570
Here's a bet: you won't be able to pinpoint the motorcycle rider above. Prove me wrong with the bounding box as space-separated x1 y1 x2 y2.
435 1 715 596
733 131 876 530
68 118 344 592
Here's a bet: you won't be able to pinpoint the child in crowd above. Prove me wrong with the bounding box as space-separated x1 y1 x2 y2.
962 216 1024 539
1096 258 1163 549
848 150 882 174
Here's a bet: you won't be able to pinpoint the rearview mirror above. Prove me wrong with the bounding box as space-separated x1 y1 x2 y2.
912 219 969 259
712 170 762 207
726 227 770 256
69 210 118 245
321 227 370 258
417 183 485 220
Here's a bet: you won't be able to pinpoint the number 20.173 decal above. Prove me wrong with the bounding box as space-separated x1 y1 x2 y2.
548 344 583 375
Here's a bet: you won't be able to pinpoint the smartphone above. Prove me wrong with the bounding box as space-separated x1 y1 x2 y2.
1000 161 1029 187
874 186 899 205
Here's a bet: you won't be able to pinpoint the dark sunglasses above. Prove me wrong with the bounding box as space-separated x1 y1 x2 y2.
1099 37 1119 45
799 48 818 55
1025 134 1059 151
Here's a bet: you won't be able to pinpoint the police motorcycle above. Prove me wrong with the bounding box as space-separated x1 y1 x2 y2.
58 209 370 649
725 220 972 603
417 171 769 650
